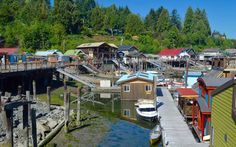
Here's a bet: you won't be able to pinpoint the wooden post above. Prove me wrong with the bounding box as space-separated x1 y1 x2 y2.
0 91 2 112
4 109 14 147
26 91 31 119
185 58 189 88
23 104 29 147
112 93 114 113
64 92 70 133
153 76 157 100
32 80 36 100
17 85 22 99
77 87 80 125
47 86 51 111
31 108 37 147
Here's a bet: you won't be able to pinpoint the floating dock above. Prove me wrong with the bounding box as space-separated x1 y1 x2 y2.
157 87 209 147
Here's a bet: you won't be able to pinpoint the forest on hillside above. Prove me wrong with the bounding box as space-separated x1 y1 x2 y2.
0 0 236 53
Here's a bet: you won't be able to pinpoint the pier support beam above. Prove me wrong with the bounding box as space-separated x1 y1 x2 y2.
77 87 80 126
47 86 51 111
64 92 70 133
17 85 22 99
31 108 37 147
32 80 36 100
23 104 29 147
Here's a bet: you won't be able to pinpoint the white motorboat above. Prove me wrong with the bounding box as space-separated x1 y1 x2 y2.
136 103 158 121
150 125 162 145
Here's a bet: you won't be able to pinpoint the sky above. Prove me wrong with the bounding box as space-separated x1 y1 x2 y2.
96 0 236 39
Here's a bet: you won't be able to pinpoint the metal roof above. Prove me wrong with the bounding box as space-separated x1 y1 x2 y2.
118 45 138 51
176 88 198 96
185 71 203 77
198 77 231 87
77 42 118 49
116 72 155 84
197 97 211 113
64 50 84 56
35 50 63 57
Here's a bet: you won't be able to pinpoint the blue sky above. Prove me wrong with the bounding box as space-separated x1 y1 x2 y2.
96 0 236 39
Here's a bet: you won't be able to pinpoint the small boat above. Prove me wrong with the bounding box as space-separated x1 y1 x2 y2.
136 103 158 121
150 125 162 145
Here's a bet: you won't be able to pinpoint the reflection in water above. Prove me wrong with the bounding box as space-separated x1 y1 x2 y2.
83 93 160 146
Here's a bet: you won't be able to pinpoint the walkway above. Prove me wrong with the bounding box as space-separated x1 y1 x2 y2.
157 87 209 147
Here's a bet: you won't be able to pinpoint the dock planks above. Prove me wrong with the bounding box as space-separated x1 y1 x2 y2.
157 87 209 147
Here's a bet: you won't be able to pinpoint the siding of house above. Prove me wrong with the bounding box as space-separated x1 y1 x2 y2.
121 80 154 100
211 87 236 147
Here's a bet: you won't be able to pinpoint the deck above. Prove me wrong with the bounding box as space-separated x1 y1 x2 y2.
157 87 209 147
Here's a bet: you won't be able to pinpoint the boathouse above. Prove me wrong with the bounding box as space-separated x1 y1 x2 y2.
210 78 236 147
176 88 198 119
116 72 157 100
192 77 231 141
159 48 196 60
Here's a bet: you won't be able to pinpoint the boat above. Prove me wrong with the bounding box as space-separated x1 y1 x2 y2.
136 103 158 121
150 125 162 145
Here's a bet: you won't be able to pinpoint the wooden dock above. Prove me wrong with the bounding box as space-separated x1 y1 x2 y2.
157 87 209 147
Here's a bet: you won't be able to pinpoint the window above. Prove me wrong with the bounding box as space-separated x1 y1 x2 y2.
123 85 130 92
145 85 152 92
232 83 236 122
123 109 130 117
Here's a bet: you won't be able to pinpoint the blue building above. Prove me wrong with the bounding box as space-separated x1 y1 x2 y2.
184 71 203 88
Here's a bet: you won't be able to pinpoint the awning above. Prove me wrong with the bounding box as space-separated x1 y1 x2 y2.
197 97 211 113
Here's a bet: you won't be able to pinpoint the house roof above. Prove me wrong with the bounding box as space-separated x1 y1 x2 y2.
185 71 203 77
159 48 184 56
212 78 234 96
225 49 236 54
203 48 220 53
204 69 222 77
116 72 155 84
176 88 198 96
35 50 63 56
77 42 118 49
197 77 231 87
197 96 211 113
0 48 18 55
118 45 138 51
64 50 84 56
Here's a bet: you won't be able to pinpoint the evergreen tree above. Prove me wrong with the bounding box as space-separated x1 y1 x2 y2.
170 9 182 30
183 7 194 34
156 9 171 35
144 9 158 32
90 6 104 31
125 14 144 35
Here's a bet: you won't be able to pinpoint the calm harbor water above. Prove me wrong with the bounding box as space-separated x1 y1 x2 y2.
82 93 162 147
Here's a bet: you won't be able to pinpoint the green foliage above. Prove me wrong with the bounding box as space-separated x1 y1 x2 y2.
0 1 235 53
125 14 144 35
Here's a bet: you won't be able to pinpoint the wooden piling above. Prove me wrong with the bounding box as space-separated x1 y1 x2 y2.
64 92 70 133
32 80 36 100
47 86 51 111
4 109 13 147
17 85 22 99
26 91 31 120
31 108 37 147
77 87 80 125
0 91 2 112
23 104 29 147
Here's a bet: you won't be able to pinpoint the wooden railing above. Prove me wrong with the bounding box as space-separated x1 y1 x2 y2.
0 61 73 73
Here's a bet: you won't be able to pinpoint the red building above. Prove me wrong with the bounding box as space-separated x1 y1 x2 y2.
192 77 231 141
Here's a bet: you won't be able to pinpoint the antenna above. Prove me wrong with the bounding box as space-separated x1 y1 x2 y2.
120 37 124 46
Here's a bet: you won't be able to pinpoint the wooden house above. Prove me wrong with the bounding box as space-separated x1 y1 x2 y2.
76 42 118 63
116 72 157 101
121 100 137 120
199 48 222 61
210 78 236 147
176 88 198 119
192 77 231 141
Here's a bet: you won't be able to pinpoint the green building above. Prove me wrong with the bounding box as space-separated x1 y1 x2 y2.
211 78 236 147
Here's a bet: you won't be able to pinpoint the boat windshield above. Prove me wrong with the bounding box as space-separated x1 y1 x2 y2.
139 108 156 112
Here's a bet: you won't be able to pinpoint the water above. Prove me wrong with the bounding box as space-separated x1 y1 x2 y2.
82 93 161 147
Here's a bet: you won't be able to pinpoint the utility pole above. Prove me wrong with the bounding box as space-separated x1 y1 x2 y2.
185 58 189 88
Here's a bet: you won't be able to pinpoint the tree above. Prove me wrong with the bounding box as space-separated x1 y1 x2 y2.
167 26 180 48
170 9 182 30
183 7 194 34
103 5 119 35
125 14 144 35
90 6 104 31
144 9 158 32
156 9 171 36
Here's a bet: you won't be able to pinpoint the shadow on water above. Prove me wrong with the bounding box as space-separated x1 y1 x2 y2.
82 93 162 147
